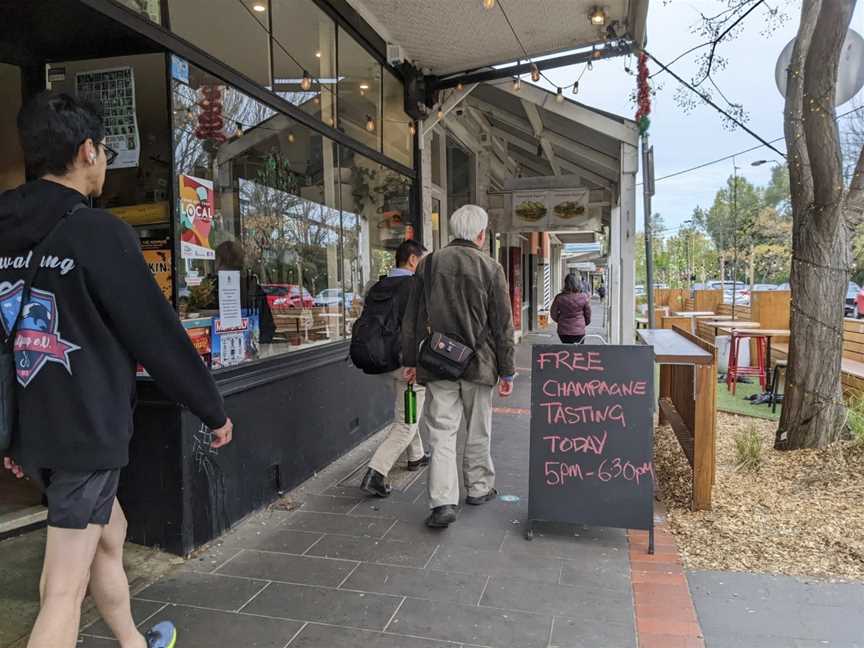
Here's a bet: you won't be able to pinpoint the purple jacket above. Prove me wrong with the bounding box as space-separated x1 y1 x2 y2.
550 291 592 336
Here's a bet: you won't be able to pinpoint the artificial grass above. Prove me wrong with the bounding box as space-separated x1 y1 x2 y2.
716 377 781 421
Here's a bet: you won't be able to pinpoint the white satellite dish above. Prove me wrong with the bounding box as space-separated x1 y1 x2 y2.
775 28 864 106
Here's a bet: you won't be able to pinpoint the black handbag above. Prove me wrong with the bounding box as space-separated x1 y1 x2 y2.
417 254 488 380
1 205 79 452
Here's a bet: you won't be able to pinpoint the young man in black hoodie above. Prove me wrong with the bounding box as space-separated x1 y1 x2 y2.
0 94 232 648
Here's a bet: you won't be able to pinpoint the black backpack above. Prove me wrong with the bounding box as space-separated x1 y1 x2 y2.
349 278 404 374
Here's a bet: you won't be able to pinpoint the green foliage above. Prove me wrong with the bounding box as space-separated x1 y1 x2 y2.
845 396 864 445
734 424 764 472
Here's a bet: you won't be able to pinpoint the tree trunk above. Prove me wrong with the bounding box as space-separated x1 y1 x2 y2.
778 0 855 449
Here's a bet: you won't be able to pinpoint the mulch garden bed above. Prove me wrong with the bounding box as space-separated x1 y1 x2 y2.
655 412 864 580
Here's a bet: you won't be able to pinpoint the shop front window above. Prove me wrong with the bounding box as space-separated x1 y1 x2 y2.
271 0 336 127
337 28 381 151
172 62 345 368
167 0 271 88
383 69 412 168
338 148 412 303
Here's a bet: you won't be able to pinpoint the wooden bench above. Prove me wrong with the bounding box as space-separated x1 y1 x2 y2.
638 327 717 511
771 336 864 398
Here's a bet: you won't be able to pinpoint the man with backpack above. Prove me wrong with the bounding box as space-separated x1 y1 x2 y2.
351 240 429 497
1 93 232 648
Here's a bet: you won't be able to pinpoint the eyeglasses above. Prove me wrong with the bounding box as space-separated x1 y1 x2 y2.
100 142 119 166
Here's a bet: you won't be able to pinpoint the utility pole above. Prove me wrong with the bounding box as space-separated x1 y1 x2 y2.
643 135 656 327
731 158 739 320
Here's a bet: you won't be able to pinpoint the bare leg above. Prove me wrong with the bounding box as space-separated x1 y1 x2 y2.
88 500 146 648
27 524 101 648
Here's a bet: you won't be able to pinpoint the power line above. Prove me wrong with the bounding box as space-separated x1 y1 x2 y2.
642 104 864 186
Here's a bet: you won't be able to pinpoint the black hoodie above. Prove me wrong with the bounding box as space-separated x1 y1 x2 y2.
0 180 227 471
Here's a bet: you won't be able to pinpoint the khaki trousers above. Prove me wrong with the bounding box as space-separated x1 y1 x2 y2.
425 379 495 508
368 371 426 477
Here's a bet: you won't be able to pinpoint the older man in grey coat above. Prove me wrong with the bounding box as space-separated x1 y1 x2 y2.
402 205 516 528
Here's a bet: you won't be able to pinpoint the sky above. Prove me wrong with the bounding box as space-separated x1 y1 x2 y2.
535 1 864 238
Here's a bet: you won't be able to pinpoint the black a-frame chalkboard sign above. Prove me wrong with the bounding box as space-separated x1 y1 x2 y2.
526 345 656 553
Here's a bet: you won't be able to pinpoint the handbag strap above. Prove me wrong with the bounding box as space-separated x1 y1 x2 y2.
3 202 85 349
421 250 493 350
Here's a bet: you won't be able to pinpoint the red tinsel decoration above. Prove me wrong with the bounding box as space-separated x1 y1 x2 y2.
635 52 651 135
195 85 227 143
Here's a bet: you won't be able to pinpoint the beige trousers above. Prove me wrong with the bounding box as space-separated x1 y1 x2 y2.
425 379 495 508
368 371 426 477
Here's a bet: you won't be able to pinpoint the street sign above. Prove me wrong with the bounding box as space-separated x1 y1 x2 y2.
775 29 864 106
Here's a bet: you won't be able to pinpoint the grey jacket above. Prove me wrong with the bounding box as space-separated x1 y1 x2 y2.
402 239 516 386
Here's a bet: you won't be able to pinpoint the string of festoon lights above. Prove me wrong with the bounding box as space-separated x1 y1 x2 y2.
479 0 629 104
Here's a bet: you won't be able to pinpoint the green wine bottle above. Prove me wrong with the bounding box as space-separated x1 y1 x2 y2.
404 382 417 425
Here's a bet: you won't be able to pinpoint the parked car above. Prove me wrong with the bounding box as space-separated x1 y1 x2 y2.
635 284 646 296
314 288 355 308
776 282 790 291
262 284 315 309
847 282 863 318
751 284 777 292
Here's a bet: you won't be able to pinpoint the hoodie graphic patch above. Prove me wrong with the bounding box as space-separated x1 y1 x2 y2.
1 281 81 386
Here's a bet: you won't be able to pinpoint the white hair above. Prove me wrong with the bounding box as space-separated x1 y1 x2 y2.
449 204 489 241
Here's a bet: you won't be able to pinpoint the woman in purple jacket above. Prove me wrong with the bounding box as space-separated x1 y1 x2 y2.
550 274 592 343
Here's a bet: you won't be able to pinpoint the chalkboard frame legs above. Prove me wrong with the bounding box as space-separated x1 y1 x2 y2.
648 525 655 554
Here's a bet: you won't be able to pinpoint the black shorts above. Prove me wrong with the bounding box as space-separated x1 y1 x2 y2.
26 468 121 530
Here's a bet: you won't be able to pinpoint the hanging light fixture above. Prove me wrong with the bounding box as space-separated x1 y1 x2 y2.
457 82 464 91
555 87 564 103
437 107 445 120
300 71 313 91
409 121 416 136
288 131 295 143
512 76 522 92
530 64 541 83
572 81 580 95
587 59 593 71
482 0 495 9
366 115 376 131
588 6 607 26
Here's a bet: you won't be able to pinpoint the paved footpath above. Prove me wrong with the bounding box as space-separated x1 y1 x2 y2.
72 335 863 647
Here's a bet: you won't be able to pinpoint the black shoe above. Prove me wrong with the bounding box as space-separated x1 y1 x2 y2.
426 505 458 528
360 468 391 498
407 452 431 471
466 488 498 506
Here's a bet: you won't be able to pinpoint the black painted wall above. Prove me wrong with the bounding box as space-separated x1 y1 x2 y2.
121 344 392 555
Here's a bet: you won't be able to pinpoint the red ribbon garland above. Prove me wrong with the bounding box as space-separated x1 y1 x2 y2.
635 52 651 135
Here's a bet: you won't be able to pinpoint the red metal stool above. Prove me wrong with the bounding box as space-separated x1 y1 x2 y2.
726 331 767 394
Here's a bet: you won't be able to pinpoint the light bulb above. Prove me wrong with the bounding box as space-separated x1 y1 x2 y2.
300 71 312 92
587 60 593 71
315 51 322 58
530 64 540 83
512 76 522 91
409 121 416 136
252 2 266 12
366 115 375 131
555 87 564 103
482 0 495 9
288 132 295 143
572 81 580 95
313 95 320 105
457 82 464 91
437 108 444 120
235 122 244 136
589 6 606 26
360 83 370 90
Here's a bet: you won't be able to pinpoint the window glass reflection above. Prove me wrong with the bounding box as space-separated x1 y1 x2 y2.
337 28 381 151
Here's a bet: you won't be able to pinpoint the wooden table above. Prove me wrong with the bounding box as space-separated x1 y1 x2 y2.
701 320 761 338
638 328 716 510
673 311 716 317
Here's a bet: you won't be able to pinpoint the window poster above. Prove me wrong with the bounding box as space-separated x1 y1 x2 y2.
218 270 242 330
141 239 172 301
179 174 216 260
211 313 260 369
75 67 140 169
